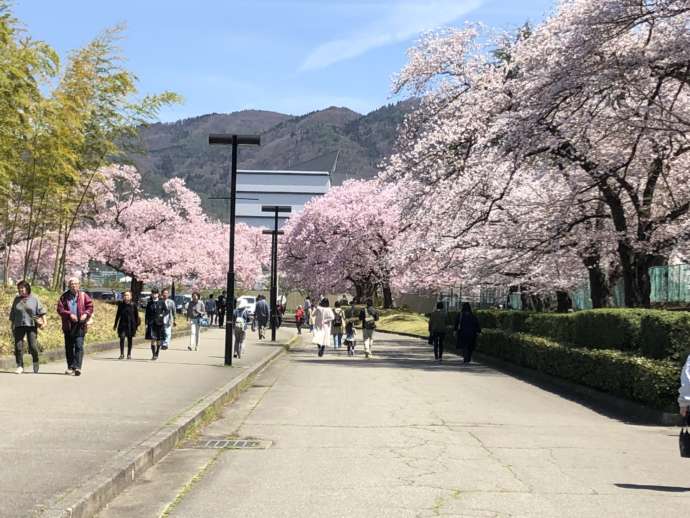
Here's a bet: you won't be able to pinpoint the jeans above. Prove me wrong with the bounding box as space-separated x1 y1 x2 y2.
13 327 39 368
163 324 173 347
333 332 342 348
431 332 445 360
64 332 85 370
190 320 201 350
233 327 246 356
362 328 374 355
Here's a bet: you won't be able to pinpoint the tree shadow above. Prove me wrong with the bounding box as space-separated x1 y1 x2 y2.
615 483 690 493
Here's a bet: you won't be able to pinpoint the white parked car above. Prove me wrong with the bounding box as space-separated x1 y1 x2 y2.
236 295 256 317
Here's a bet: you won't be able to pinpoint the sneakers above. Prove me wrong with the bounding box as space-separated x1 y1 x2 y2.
74 369 81 376
65 369 74 375
161 345 168 350
187 346 192 351
15 366 23 374
119 354 124 360
33 362 39 373
127 354 131 360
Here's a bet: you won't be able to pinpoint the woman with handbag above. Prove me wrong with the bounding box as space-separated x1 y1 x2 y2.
312 298 334 357
114 291 140 359
9 280 46 374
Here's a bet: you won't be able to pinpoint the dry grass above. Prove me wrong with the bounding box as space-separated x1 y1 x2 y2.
1 287 189 356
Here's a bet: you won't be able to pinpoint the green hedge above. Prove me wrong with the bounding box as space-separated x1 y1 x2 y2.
473 308 690 361
478 329 679 411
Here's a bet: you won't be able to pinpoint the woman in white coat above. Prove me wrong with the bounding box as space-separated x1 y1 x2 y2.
313 298 334 357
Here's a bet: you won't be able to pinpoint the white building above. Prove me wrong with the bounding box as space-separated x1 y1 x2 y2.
236 152 336 228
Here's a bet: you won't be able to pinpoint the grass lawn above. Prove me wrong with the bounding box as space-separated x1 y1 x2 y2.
376 309 429 337
1 287 189 356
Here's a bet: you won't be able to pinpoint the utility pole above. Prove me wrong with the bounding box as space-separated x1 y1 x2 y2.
261 205 291 341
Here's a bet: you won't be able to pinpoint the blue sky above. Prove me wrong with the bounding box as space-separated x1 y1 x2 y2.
13 0 556 121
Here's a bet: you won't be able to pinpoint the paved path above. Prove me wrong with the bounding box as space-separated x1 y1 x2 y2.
0 326 295 518
100 333 690 518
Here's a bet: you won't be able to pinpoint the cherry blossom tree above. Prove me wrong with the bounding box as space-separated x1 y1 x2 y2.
384 0 690 307
281 179 400 307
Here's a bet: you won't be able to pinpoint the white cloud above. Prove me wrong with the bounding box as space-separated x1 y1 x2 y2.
299 0 483 71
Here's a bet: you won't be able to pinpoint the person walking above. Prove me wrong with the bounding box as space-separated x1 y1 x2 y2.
359 299 379 359
145 288 169 360
344 320 357 356
679 353 690 418
217 291 227 328
161 288 176 350
295 305 305 335
113 291 140 359
186 291 205 351
455 303 481 364
205 294 217 326
254 294 270 340
232 300 251 359
304 296 313 332
9 280 46 374
313 298 334 357
428 301 447 362
331 301 345 349
56 277 94 376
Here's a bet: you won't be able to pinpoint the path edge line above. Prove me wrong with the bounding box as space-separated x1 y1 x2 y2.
33 335 298 518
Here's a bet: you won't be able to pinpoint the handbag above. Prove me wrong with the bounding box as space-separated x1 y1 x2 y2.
680 414 690 458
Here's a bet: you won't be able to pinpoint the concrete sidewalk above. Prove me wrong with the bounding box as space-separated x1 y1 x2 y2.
0 325 296 518
104 332 690 518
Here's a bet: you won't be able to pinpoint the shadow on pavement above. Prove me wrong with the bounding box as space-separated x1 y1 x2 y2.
615 483 690 493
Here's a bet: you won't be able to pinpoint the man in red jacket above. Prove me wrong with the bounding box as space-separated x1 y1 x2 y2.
56 277 94 376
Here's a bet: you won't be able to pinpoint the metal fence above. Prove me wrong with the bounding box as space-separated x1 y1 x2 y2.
650 264 690 304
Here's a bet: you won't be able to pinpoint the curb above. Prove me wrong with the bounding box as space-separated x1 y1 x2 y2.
374 328 682 426
0 327 205 371
33 333 299 518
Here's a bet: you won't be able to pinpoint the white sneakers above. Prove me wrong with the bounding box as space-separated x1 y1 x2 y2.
15 366 23 374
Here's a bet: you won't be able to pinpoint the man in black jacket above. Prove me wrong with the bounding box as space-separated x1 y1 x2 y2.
359 299 379 359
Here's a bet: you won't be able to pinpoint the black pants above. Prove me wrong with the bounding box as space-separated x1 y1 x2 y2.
119 334 133 356
296 321 302 334
64 332 85 370
459 334 477 363
218 310 225 327
14 326 39 368
431 332 445 359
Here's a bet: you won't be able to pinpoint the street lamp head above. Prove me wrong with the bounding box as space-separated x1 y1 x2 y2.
209 134 261 146
261 205 292 213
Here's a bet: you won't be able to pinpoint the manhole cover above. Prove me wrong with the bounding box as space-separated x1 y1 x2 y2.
194 438 271 450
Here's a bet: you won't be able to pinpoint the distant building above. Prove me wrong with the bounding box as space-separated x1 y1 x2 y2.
236 152 337 228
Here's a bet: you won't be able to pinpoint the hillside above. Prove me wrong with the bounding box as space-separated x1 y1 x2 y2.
124 100 416 217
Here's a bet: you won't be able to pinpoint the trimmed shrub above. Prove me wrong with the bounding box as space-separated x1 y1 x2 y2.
639 311 690 362
477 329 679 411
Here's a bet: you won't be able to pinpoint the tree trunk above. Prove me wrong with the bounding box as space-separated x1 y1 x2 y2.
382 281 393 309
583 255 609 308
555 291 572 313
130 276 144 305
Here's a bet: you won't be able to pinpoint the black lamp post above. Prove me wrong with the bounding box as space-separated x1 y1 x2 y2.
261 205 291 341
209 134 260 365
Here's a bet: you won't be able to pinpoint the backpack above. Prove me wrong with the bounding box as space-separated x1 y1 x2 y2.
333 311 343 327
364 308 377 329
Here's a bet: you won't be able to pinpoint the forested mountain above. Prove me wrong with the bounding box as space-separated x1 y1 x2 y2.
124 100 416 217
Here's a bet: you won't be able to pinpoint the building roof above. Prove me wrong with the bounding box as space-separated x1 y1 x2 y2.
286 151 340 175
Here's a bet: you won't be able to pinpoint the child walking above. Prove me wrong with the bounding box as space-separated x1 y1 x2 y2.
344 321 356 356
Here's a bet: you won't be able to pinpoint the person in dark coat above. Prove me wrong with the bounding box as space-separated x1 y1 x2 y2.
254 294 270 340
114 290 141 359
145 288 169 360
455 302 481 364
56 277 94 376
428 301 447 362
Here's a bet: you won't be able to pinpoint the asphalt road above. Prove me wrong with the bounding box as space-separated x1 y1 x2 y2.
99 332 690 517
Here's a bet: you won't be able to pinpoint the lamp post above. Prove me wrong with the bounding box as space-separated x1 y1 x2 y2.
261 205 291 341
209 134 260 365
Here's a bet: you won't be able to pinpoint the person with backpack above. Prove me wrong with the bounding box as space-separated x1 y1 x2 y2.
428 301 447 362
145 288 169 360
313 298 334 357
295 305 305 335
454 302 481 364
359 299 379 359
232 299 251 359
57 277 94 376
254 294 270 339
331 301 345 349
186 291 206 351
113 290 140 359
